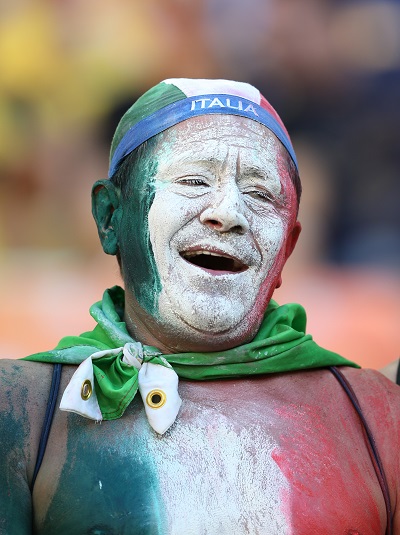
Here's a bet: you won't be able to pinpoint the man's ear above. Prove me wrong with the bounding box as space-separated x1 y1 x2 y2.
91 179 122 256
285 220 302 260
275 221 302 289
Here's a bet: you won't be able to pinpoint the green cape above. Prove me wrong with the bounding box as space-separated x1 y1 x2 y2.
23 286 359 420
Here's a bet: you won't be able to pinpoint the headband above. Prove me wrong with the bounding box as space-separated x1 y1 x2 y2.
109 78 297 178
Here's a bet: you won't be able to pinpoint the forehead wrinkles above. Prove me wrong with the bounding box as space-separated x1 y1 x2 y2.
153 116 284 183
156 115 277 151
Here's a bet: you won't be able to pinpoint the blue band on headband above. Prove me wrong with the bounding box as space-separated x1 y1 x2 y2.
109 94 297 178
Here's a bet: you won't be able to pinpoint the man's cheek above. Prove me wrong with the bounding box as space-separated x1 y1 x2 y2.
253 243 287 315
119 205 162 317
256 217 286 261
253 219 287 289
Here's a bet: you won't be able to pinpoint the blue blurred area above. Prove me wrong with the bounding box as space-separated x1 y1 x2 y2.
278 69 400 268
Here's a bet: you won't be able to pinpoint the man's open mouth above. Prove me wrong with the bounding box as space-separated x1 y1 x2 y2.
180 250 248 273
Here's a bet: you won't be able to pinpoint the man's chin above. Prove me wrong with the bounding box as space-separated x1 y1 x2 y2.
161 291 245 331
157 294 264 351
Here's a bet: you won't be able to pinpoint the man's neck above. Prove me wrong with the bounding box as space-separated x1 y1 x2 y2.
123 290 259 354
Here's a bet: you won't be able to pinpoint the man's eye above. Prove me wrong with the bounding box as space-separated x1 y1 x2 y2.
176 177 208 186
244 190 274 202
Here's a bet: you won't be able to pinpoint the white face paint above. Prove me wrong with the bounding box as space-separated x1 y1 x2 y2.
145 410 289 534
145 115 298 351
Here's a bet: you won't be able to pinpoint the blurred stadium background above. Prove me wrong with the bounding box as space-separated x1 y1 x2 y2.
0 0 399 367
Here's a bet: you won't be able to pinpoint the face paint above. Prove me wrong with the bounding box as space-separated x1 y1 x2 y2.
118 141 162 317
121 114 298 351
145 408 289 533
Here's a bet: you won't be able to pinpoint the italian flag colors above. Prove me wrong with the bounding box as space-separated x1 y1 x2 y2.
109 78 297 178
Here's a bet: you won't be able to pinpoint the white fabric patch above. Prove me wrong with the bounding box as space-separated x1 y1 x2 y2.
59 343 181 434
139 361 182 435
60 354 102 421
164 78 260 104
122 341 143 369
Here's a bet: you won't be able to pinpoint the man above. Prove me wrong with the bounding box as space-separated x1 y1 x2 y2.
1 78 399 534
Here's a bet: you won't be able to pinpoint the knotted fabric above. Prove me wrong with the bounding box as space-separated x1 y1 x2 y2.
23 286 359 433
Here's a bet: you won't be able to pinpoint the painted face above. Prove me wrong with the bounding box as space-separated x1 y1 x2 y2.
119 114 299 351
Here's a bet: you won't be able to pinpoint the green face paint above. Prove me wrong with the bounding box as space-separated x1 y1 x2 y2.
39 412 166 534
118 139 162 317
0 364 32 533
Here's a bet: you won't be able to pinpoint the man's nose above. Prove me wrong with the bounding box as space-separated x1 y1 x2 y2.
200 185 249 234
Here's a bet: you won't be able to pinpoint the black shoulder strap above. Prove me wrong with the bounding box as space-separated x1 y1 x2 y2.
329 366 393 535
396 359 400 386
31 363 62 491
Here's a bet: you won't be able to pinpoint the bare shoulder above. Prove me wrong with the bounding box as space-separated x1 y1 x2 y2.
0 359 56 479
332 367 400 527
0 358 54 412
340 367 400 427
341 366 400 408
340 368 400 486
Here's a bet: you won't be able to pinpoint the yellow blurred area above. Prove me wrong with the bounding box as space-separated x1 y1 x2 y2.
0 0 399 367
0 2 155 149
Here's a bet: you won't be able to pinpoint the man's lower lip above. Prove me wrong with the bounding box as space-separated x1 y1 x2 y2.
201 268 237 275
186 264 248 276
180 255 248 274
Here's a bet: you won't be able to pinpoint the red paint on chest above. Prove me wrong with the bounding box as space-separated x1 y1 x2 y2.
271 399 382 534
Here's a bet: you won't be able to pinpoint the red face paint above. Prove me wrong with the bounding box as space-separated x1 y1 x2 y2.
271 388 384 533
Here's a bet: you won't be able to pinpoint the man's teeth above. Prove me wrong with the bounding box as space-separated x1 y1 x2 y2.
183 250 228 258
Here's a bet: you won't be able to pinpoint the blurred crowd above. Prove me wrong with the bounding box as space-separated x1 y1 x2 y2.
0 0 399 362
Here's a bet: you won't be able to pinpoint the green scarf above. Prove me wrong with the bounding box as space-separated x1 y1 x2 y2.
23 286 359 420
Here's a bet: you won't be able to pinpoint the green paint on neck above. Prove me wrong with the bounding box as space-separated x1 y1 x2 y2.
119 142 162 317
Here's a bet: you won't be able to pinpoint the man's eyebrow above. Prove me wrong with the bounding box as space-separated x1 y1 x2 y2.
179 156 220 167
239 166 269 181
162 155 219 167
160 157 275 184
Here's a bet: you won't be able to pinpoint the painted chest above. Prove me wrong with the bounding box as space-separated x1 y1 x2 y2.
32 371 388 534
